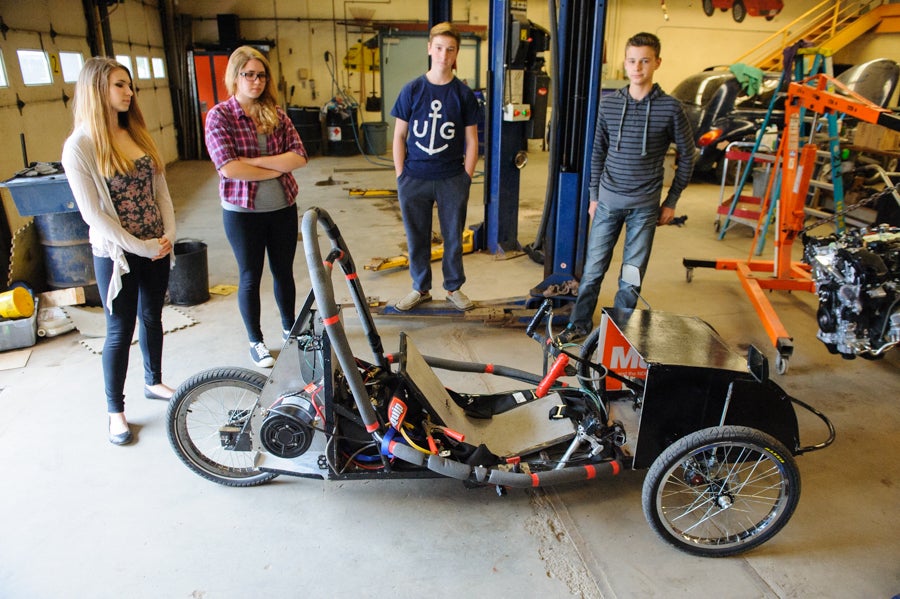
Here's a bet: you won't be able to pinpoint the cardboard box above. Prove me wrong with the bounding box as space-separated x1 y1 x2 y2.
853 121 900 153
0 298 38 352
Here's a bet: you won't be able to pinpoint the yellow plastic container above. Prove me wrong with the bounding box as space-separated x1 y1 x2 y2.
0 287 35 319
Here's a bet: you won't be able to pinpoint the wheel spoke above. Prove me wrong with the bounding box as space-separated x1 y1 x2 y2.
167 368 278 486
644 428 800 556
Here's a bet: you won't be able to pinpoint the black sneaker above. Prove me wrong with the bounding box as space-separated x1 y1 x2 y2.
249 342 275 368
556 324 590 345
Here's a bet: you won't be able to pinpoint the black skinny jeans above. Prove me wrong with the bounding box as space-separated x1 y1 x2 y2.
223 204 298 344
94 253 170 414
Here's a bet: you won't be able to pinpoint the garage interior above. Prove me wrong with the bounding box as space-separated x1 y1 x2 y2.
0 1 898 597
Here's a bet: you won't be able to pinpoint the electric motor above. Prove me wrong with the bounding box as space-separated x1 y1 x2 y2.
260 392 317 458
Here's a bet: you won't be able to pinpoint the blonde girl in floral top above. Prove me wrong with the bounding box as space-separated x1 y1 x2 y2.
62 57 176 446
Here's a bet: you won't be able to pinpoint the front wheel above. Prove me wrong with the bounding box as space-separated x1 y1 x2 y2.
702 0 714 16
642 426 800 557
167 367 278 487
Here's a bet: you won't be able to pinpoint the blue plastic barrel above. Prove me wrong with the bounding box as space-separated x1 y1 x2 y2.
32 211 96 290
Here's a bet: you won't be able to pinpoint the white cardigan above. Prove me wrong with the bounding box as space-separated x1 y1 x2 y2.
61 126 176 311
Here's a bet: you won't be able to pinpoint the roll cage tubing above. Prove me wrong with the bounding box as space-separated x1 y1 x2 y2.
301 207 626 486
301 207 644 439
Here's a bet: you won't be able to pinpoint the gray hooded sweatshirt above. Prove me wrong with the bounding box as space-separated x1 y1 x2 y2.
590 83 696 210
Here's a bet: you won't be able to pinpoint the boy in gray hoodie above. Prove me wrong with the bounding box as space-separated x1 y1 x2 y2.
558 32 696 344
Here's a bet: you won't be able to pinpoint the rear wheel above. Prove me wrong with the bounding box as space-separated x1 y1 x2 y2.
642 425 800 557
167 367 278 487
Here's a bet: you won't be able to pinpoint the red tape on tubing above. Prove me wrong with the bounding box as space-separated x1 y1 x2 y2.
323 315 340 326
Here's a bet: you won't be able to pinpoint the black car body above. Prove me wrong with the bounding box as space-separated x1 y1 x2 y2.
671 67 782 177
672 59 899 179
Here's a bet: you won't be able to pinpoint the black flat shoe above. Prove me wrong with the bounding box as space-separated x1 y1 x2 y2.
144 385 172 400
109 424 133 446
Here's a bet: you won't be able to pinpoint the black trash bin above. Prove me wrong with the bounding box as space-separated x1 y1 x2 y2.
361 121 388 155
168 239 209 305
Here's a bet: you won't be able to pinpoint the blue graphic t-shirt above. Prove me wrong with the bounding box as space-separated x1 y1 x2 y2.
391 75 479 180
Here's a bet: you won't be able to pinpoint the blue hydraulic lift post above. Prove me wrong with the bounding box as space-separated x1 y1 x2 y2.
483 0 527 255
428 0 451 25
540 0 606 290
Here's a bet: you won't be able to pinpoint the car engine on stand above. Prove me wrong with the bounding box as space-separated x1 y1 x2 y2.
804 224 900 359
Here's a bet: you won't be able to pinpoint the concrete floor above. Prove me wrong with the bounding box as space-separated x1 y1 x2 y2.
0 145 898 598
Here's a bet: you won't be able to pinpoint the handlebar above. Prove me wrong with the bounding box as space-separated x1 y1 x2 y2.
526 299 553 339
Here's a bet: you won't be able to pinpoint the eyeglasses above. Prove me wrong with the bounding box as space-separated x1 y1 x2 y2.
239 71 268 82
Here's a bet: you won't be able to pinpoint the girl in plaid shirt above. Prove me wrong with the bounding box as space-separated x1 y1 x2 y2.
205 46 308 368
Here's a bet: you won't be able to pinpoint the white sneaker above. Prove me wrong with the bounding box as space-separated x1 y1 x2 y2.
249 342 274 368
446 289 474 311
395 290 432 311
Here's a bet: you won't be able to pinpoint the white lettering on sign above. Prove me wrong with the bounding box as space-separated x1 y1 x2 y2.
610 346 646 371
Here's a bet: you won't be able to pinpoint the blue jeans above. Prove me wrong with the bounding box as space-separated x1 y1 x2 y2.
570 203 659 330
94 253 171 414
397 171 471 293
223 205 298 343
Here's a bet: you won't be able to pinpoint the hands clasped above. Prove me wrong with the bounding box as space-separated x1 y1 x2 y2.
154 236 173 260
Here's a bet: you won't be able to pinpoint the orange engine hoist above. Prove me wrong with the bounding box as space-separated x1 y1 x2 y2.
684 73 900 374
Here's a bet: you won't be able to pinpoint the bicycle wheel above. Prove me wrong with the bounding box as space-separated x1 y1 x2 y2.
642 425 800 557
167 367 278 487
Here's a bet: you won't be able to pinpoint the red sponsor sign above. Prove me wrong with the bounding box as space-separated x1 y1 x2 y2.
599 315 648 390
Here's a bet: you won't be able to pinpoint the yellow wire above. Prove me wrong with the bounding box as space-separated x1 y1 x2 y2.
399 427 432 454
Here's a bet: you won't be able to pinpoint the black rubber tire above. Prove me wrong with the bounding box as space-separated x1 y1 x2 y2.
733 0 747 23
642 425 800 557
167 367 278 487
702 0 715 16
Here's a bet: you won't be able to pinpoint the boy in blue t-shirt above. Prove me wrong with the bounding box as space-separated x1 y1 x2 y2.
391 21 480 311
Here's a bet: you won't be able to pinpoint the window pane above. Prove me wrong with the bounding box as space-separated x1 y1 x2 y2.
151 57 166 79
0 51 8 87
115 54 133 77
59 52 84 83
135 56 151 79
17 49 52 85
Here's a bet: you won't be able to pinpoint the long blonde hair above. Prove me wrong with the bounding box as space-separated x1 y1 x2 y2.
72 57 163 177
224 46 280 134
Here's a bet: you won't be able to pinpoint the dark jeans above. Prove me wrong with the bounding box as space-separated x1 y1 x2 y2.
570 204 659 330
397 171 471 293
223 205 298 343
94 253 171 414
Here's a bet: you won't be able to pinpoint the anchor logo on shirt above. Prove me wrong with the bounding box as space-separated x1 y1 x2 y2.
412 100 456 155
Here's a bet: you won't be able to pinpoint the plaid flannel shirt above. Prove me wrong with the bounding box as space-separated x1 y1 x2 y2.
204 95 307 209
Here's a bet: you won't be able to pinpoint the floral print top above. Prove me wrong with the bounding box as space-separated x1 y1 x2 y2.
106 155 164 240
